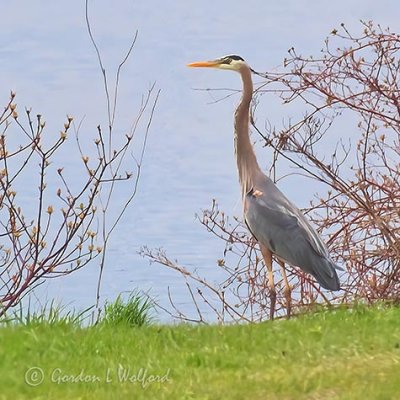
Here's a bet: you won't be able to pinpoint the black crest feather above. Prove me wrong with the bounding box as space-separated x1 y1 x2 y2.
220 55 245 64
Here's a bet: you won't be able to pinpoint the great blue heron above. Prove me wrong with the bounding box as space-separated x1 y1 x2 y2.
188 55 341 318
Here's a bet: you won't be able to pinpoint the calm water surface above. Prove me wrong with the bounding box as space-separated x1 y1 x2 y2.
0 1 397 321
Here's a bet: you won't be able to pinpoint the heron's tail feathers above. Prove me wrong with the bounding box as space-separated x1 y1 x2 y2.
312 258 341 291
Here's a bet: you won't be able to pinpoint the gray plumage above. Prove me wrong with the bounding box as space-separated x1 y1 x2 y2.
244 171 341 290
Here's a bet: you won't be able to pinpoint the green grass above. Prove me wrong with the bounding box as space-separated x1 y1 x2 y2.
3 292 153 328
101 292 153 327
1 305 399 399
3 299 93 327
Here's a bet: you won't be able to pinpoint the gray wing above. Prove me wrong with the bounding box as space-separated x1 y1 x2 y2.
244 174 340 291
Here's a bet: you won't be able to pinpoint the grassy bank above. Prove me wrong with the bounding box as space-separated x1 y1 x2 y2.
1 306 399 399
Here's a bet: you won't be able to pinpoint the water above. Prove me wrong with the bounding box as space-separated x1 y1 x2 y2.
0 1 397 322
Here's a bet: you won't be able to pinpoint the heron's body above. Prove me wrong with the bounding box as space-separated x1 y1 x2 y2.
244 172 340 290
188 55 340 316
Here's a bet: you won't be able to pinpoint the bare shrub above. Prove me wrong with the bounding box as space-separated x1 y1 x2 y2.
143 21 400 322
0 2 159 317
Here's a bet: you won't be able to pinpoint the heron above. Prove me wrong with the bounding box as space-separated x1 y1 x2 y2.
187 55 341 318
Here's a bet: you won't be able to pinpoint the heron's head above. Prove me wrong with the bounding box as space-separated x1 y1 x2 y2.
187 55 247 72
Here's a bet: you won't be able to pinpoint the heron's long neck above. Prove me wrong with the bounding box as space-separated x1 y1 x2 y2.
234 66 261 198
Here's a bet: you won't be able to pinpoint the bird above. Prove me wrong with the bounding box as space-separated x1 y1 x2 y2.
187 55 341 318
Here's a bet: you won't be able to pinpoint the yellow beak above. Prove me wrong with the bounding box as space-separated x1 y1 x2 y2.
187 60 221 68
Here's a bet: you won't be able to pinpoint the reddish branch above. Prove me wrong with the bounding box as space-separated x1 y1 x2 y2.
0 84 158 317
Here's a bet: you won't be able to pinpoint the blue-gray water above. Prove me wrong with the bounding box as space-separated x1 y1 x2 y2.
0 1 397 321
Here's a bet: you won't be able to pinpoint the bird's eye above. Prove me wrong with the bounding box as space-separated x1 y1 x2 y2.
220 57 232 64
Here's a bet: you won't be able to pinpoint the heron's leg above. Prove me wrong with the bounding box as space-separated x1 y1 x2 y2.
277 260 291 318
259 244 276 320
